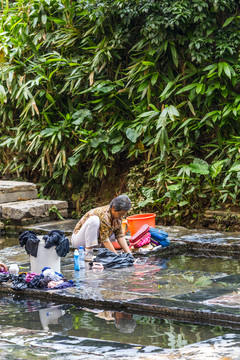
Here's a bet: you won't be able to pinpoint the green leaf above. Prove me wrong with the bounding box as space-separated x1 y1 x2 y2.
223 17 235 27
68 155 80 167
0 85 7 104
168 184 181 191
176 84 197 95
170 44 178 67
101 145 108 159
167 105 179 120
210 160 224 178
139 198 154 207
48 17 66 25
126 128 138 143
46 93 55 104
196 83 203 94
178 201 188 207
109 135 123 144
160 81 174 100
229 164 240 172
41 14 47 25
111 143 123 154
218 62 223 77
189 159 209 175
141 61 155 66
151 73 158 86
137 81 149 93
72 109 92 125
223 62 231 79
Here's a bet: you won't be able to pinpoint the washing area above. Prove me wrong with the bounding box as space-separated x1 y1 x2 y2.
1 224 240 359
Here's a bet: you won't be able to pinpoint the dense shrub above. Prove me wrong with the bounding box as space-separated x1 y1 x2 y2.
0 0 240 221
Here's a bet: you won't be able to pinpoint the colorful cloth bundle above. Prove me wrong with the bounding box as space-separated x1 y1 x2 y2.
129 224 151 249
149 227 170 247
129 225 170 249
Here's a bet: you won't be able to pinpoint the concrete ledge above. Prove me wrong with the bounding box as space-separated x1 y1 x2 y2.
0 285 240 329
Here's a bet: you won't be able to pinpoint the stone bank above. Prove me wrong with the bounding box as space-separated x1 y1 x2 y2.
0 180 68 233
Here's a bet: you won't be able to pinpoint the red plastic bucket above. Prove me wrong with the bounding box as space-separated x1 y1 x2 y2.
126 213 156 236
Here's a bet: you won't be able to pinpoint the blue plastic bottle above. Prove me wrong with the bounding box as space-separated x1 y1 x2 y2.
78 246 85 269
74 249 80 271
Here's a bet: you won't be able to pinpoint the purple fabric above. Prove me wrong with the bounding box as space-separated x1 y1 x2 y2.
47 280 75 289
0 269 9 274
25 272 39 282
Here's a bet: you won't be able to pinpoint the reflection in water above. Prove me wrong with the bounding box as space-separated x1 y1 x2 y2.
0 294 239 352
1 234 240 358
0 236 19 250
167 255 240 275
39 307 66 331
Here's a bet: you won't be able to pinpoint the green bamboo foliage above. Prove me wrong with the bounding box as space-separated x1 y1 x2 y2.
0 0 240 220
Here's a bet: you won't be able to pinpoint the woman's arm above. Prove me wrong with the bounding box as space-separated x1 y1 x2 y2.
116 237 131 253
102 240 118 254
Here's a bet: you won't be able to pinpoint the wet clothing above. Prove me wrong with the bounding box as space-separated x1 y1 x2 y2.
19 230 69 258
0 269 74 290
73 205 124 244
19 230 40 257
41 267 64 282
25 272 38 282
49 280 74 289
90 248 134 269
43 230 69 257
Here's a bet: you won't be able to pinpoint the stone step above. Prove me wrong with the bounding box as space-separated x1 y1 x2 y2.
0 199 68 225
203 209 240 231
23 219 78 235
0 180 38 204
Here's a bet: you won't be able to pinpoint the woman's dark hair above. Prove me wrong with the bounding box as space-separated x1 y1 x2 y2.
110 195 132 211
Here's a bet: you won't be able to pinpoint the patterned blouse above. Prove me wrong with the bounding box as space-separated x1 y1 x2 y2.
73 205 124 243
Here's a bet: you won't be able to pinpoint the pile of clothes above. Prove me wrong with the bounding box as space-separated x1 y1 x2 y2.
19 230 69 257
0 266 74 291
90 248 135 269
129 225 170 252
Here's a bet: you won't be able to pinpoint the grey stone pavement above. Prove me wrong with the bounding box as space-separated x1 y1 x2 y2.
1 222 240 327
1 222 240 359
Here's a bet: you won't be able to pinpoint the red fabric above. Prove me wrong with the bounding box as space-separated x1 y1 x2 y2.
129 224 151 248
129 224 150 246
131 232 151 248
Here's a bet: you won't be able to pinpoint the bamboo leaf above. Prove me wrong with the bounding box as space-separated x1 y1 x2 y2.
176 84 197 95
223 16 235 27
0 85 7 104
170 44 178 67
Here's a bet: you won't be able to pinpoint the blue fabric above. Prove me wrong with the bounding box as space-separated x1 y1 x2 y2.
19 230 40 257
149 227 170 247
43 230 69 257
41 267 64 278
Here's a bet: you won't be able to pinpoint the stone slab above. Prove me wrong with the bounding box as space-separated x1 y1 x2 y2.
0 199 68 221
0 258 240 329
0 180 38 204
23 219 78 235
1 226 240 328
